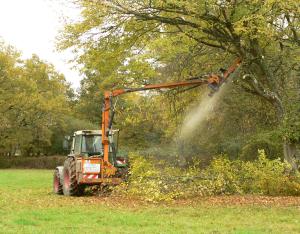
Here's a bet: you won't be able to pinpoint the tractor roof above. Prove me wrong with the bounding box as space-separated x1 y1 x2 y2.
74 129 119 136
74 130 101 135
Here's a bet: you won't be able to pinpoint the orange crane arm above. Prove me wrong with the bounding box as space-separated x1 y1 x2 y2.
101 58 241 163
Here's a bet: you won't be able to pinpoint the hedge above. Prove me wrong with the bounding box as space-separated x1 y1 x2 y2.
0 156 65 169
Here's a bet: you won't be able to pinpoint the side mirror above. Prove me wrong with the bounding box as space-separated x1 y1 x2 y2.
63 136 71 150
65 135 71 141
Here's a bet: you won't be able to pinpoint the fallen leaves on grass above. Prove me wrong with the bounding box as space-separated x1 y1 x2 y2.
77 193 300 209
188 195 300 207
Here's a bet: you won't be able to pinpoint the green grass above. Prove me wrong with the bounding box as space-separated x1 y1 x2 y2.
0 170 300 234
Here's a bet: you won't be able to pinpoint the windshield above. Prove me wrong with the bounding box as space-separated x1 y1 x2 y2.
81 135 102 154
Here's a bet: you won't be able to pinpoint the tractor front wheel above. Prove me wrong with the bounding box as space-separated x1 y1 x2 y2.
63 157 84 196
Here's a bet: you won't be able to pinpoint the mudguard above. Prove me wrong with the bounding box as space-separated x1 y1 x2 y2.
56 166 64 185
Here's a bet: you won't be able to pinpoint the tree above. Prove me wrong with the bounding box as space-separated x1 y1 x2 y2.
19 55 69 154
59 0 299 167
0 42 71 155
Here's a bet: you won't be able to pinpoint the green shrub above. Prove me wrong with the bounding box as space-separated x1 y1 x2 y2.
114 154 183 202
115 150 300 202
0 157 10 168
240 150 300 195
205 150 300 195
240 134 281 161
203 156 243 195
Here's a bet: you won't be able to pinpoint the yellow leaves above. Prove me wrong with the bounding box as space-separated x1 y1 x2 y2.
234 14 275 40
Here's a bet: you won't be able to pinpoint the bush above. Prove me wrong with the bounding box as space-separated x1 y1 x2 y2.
114 150 300 202
114 154 184 202
206 150 300 195
240 134 282 161
240 150 300 195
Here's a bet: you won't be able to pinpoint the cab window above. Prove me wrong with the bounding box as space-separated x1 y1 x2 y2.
74 135 81 155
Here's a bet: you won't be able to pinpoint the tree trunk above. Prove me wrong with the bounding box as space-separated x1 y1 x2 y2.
270 99 300 171
283 141 299 171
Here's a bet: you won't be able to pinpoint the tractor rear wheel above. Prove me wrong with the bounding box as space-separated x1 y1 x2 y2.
63 157 84 196
53 167 63 195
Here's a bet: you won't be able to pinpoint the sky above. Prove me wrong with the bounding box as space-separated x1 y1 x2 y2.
0 0 82 89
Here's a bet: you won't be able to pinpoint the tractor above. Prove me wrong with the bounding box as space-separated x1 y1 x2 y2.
53 129 128 196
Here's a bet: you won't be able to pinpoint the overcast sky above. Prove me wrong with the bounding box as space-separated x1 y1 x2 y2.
0 0 82 89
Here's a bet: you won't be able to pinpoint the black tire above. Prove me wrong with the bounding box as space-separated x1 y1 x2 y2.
53 168 63 195
63 157 84 196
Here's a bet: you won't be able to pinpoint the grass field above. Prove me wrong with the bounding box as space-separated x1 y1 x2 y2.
0 170 300 234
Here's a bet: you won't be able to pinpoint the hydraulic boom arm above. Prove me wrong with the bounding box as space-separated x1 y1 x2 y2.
101 58 241 167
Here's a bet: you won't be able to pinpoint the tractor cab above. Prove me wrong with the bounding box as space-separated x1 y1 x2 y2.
70 130 112 154
68 130 127 167
71 130 102 157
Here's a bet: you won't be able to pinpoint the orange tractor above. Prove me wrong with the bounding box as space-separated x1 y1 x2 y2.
53 58 241 196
